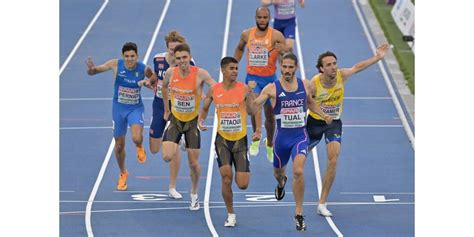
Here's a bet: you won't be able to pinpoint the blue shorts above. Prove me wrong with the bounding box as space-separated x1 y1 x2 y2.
273 129 308 169
112 103 144 137
273 17 296 39
149 97 166 138
306 117 342 149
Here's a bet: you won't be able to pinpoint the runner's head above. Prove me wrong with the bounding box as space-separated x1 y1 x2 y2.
317 51 338 78
174 43 192 71
255 7 270 31
122 42 138 69
220 56 239 82
280 53 298 82
165 30 186 57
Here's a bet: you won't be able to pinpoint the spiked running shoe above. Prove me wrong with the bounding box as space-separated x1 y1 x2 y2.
136 145 147 163
317 203 333 217
274 175 288 201
295 214 307 231
117 170 129 191
189 193 200 211
224 213 236 227
249 139 260 156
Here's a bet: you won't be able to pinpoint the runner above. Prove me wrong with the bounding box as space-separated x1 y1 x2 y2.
161 43 216 210
85 42 155 191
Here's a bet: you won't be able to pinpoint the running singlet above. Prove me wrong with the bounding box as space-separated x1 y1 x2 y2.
113 59 145 107
274 78 307 130
213 82 247 141
153 52 196 100
169 66 200 122
246 27 278 77
308 70 345 120
274 0 296 20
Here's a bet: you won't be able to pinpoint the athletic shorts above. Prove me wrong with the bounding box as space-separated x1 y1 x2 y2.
273 17 296 39
149 98 166 139
162 114 200 149
246 73 276 107
306 116 342 149
273 129 308 169
112 103 144 137
215 133 250 172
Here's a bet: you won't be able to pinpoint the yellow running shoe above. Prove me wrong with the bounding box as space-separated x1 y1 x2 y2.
117 170 128 191
249 139 260 156
137 145 147 163
263 138 273 163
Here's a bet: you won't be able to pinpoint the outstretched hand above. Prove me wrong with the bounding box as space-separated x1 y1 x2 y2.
85 57 95 74
376 43 389 59
198 119 207 131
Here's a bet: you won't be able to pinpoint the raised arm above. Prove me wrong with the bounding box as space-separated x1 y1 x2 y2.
85 57 117 76
199 69 217 88
340 43 389 82
234 30 248 62
198 86 214 131
161 67 173 120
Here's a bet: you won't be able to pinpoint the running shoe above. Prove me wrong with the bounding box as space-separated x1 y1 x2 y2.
224 213 236 227
263 138 273 163
168 188 183 199
249 139 260 156
117 170 128 191
317 203 333 217
136 145 147 163
189 193 200 211
274 175 287 200
294 214 307 231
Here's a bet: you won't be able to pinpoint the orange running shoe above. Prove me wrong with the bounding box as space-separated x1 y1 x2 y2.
136 145 147 163
117 170 128 191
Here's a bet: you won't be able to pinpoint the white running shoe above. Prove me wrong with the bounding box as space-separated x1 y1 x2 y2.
224 213 236 227
179 135 186 151
168 188 183 199
317 203 333 217
189 193 200 211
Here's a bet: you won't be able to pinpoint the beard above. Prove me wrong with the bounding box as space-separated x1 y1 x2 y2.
256 21 269 31
283 72 295 82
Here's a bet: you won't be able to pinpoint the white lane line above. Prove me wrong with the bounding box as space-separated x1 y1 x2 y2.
60 191 75 193
62 201 415 215
84 1 171 236
340 192 414 195
352 0 415 149
203 1 232 236
60 0 109 76
295 19 344 237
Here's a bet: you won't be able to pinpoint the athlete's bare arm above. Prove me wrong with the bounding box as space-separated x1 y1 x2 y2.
273 30 288 53
139 66 156 88
85 57 118 77
340 43 389 82
303 80 332 124
198 86 214 131
234 30 249 62
261 0 272 6
250 83 276 111
161 67 174 120
244 85 257 115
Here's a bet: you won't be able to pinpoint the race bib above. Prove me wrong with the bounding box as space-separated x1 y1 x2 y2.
277 2 295 15
174 94 195 113
219 112 242 132
320 103 341 118
118 86 140 105
249 47 268 66
280 107 305 128
155 80 163 98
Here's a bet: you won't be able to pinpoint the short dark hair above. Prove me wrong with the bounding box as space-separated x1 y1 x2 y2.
220 56 238 68
316 51 337 73
280 52 298 66
122 42 138 54
174 43 191 54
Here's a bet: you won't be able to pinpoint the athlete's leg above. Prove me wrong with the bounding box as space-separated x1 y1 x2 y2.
130 124 144 146
114 136 127 173
219 165 234 214
319 141 340 204
274 166 287 188
169 147 182 190
293 154 306 215
263 102 276 147
251 91 262 141
187 148 201 195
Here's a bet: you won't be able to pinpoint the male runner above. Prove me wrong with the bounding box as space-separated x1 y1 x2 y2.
161 43 216 210
85 42 155 191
